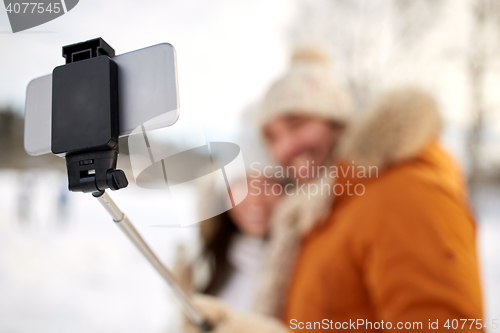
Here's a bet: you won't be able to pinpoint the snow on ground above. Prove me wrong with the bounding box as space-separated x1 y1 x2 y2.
0 169 198 333
0 169 499 332
473 184 500 328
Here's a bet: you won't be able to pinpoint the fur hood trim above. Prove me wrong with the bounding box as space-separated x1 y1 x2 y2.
340 87 442 171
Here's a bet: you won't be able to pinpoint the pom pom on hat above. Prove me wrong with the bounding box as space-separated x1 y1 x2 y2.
290 43 332 67
292 44 331 65
256 43 352 128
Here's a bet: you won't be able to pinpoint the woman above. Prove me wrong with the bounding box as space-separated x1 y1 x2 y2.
175 174 283 311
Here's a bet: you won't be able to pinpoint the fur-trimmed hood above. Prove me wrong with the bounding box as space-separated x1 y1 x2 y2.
340 87 442 171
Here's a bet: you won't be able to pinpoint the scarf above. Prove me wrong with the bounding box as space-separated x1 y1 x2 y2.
252 175 334 317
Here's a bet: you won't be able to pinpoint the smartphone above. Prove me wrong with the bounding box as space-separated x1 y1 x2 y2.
24 43 180 156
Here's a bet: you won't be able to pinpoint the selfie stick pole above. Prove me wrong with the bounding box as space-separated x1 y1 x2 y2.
93 190 212 332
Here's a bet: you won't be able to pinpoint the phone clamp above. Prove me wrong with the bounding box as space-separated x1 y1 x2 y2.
51 38 128 193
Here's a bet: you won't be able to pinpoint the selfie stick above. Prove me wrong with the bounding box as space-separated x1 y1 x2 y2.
50 38 212 331
93 190 212 331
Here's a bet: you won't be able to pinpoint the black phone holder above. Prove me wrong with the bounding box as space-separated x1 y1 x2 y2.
51 38 128 193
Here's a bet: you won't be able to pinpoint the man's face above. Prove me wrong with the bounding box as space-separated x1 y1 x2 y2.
263 114 344 183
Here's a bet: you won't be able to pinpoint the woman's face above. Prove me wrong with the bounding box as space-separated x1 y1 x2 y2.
263 114 345 183
228 176 282 238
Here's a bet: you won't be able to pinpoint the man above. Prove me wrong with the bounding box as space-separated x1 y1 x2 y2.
184 45 484 332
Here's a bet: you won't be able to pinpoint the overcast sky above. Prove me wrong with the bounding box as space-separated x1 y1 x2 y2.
0 0 296 142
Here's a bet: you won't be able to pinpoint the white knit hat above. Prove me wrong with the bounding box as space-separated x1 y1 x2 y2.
257 44 353 128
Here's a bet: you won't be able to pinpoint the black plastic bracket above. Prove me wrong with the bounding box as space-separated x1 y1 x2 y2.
62 38 115 64
65 150 128 193
52 38 128 193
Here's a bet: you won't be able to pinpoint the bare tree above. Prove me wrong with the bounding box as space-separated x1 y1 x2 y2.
466 0 500 188
290 0 446 111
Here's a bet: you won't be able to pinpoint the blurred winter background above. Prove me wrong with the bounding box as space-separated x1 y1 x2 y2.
1 0 499 332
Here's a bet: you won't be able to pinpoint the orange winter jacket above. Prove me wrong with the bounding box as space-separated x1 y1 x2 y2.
282 142 484 331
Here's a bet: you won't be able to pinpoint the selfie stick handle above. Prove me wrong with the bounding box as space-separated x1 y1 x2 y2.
93 190 213 332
